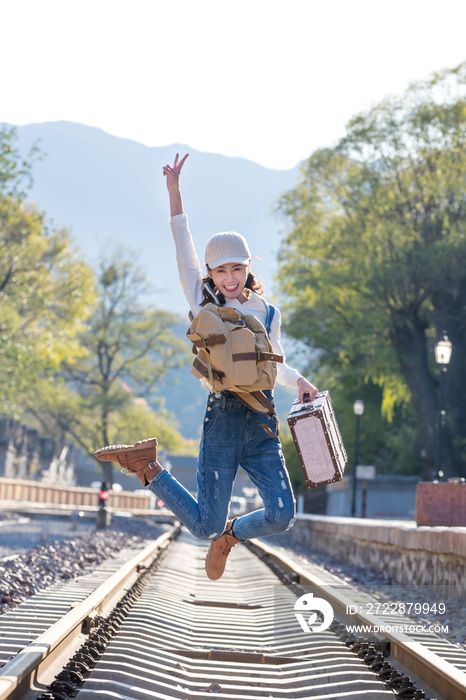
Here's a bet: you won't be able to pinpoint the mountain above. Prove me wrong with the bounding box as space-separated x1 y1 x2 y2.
14 121 301 438
16 121 300 314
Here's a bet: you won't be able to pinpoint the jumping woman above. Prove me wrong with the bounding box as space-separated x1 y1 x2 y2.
94 153 318 580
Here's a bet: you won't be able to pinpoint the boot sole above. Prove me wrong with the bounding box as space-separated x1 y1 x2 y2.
205 545 219 580
205 543 227 581
93 438 158 460
204 519 236 581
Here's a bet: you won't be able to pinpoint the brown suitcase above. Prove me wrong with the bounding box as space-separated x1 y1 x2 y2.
287 390 347 489
415 479 466 526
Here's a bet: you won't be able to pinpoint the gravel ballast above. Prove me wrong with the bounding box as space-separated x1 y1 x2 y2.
0 512 168 616
268 533 466 653
0 511 95 558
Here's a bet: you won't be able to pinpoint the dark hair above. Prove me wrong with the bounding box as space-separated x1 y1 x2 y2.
200 264 265 306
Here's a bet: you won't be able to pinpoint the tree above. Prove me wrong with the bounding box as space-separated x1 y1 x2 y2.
0 126 96 418
0 123 41 198
1 125 197 483
277 64 466 477
50 252 192 484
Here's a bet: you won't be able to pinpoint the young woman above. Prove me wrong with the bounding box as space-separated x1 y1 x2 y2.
94 153 318 581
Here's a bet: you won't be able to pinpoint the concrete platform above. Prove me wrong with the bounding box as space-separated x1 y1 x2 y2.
283 514 466 594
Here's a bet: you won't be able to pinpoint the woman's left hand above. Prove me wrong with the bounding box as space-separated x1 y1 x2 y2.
297 377 318 404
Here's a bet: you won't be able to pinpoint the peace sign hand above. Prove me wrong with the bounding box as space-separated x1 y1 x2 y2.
163 153 189 192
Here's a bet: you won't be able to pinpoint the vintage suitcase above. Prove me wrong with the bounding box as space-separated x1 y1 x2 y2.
415 478 466 526
287 390 347 489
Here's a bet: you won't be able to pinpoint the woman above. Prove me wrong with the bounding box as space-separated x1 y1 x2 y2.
94 153 318 581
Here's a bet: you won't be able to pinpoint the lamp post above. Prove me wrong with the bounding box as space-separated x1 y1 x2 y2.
351 399 364 517
434 333 452 480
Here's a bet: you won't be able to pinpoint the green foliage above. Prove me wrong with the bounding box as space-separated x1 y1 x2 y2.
0 125 197 476
0 123 42 199
55 251 193 480
0 193 96 415
27 378 199 460
324 372 418 476
0 123 94 415
9 244 197 473
277 63 466 475
66 252 188 398
114 402 198 456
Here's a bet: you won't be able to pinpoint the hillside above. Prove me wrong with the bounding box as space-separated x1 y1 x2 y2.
14 121 301 437
16 121 300 313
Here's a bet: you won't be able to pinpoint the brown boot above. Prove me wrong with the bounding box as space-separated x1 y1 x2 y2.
93 438 161 486
205 517 245 581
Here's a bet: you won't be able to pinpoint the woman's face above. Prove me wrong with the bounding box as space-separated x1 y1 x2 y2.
208 262 249 300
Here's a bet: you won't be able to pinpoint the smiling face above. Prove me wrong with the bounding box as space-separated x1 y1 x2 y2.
208 262 249 300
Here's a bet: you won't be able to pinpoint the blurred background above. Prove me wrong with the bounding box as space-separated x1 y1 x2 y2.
1 0 466 518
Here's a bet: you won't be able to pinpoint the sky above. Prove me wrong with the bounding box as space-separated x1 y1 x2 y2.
2 0 466 170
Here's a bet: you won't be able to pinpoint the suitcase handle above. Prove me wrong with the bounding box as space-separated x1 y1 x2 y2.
302 392 312 404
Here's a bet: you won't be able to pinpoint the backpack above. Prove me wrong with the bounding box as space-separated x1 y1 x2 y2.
186 302 283 436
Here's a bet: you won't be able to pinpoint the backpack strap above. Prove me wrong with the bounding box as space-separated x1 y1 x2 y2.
250 391 275 414
230 390 280 438
232 351 283 363
260 416 280 438
265 303 276 337
249 391 280 438
191 334 227 350
193 357 226 384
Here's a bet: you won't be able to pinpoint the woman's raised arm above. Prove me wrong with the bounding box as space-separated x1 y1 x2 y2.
163 152 189 217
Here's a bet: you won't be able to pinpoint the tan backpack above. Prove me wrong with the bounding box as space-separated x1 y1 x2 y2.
186 302 283 436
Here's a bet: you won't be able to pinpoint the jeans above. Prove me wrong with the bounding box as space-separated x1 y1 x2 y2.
148 389 297 541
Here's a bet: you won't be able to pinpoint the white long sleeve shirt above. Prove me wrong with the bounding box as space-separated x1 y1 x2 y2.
169 214 304 391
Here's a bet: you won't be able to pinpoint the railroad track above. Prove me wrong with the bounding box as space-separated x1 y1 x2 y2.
1 523 466 700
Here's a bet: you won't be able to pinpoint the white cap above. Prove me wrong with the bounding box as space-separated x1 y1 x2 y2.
204 231 251 269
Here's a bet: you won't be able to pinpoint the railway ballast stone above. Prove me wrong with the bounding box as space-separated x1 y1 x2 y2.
0 516 165 615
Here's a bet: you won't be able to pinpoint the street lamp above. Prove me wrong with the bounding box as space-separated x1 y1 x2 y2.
434 332 452 480
351 399 364 517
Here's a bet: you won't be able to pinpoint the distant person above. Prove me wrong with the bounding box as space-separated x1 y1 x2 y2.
94 153 318 580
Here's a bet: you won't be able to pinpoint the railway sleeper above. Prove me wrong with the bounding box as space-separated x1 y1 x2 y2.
36 540 169 700
255 547 433 700
34 534 437 700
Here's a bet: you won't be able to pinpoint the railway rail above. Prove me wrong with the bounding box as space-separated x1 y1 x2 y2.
1 522 466 700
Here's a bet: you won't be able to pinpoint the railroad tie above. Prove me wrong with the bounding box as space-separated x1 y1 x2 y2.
72 528 393 699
